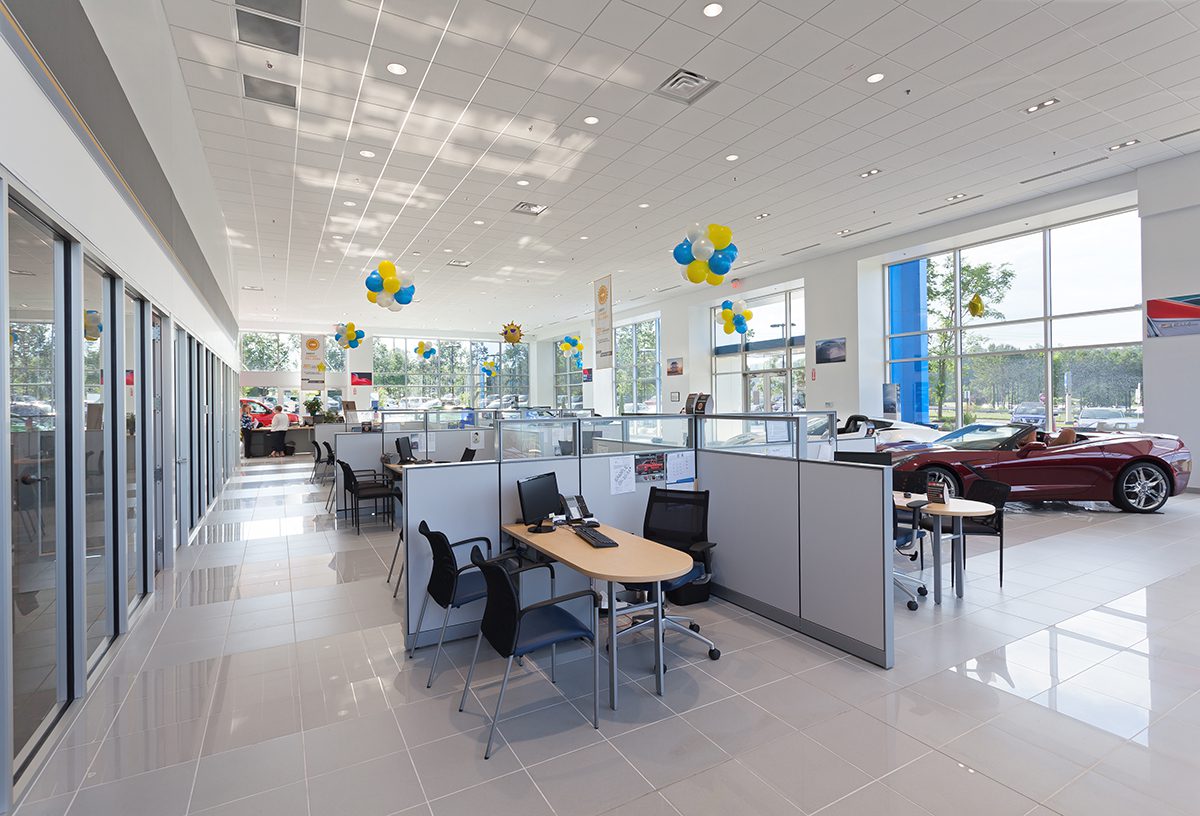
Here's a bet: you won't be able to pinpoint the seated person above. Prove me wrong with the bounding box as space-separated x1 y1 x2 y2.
1014 427 1038 448
1046 427 1076 447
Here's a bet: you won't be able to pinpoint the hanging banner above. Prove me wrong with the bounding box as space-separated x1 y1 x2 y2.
594 275 613 370
301 334 325 389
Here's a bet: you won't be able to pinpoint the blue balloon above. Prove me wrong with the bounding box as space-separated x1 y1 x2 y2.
400 284 415 296
708 255 732 275
672 240 694 265
721 299 733 310
725 243 738 260
349 339 359 348
398 290 413 305
356 329 365 339
733 315 746 326
365 271 384 292
735 324 747 334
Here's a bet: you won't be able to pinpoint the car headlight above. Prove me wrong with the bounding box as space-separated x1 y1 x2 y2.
893 454 918 467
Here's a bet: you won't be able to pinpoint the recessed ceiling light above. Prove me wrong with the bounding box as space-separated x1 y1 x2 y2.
344 201 356 207
537 260 545 264
323 259 332 263
333 235 343 239
724 154 739 161
359 149 375 158
755 212 770 220
1024 97 1059 113
859 168 881 178
473 219 485 225
946 193 967 201
836 228 851 236
583 115 599 125
580 236 589 240
516 179 530 186
866 72 885 83
637 203 650 208
1108 139 1140 151
443 248 453 253
241 285 264 291
703 3 723 17
411 251 421 256
386 63 407 75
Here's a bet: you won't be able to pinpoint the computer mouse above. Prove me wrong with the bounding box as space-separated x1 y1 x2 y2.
585 519 601 528
903 492 912 498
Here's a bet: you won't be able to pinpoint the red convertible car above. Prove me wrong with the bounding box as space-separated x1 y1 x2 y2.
240 398 299 428
889 423 1191 513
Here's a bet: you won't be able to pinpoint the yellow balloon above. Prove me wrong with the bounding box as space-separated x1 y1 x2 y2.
345 322 355 332
723 322 735 335
686 259 708 284
367 291 378 303
383 276 401 294
706 271 724 286
720 308 733 321
708 223 732 250
379 260 397 278
742 309 752 320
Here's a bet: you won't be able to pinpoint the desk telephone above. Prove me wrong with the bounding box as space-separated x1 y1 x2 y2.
559 494 599 527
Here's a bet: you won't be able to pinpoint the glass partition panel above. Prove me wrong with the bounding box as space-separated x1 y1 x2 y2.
82 259 111 660
426 409 479 429
497 419 578 460
698 416 797 458
579 416 692 455
377 409 426 432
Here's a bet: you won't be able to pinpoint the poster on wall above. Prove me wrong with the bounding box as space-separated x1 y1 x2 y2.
666 357 684 376
350 371 373 386
1146 294 1200 337
634 452 666 482
815 337 847 364
301 334 325 389
883 383 899 418
594 275 613 370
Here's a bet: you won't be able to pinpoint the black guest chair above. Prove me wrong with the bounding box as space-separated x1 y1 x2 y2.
894 470 929 569
616 487 720 661
459 545 599 759
894 510 928 610
408 521 516 688
335 460 394 533
459 447 477 462
919 478 1011 586
323 441 339 511
310 440 334 483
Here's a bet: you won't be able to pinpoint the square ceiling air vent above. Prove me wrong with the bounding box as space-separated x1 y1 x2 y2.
236 8 301 55
655 69 718 104
235 0 302 23
511 202 548 216
446 259 471 267
244 74 297 108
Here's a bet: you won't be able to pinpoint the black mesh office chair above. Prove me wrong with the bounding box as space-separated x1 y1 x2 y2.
616 487 720 660
894 509 928 610
460 447 477 462
459 545 599 759
894 470 929 570
918 478 1011 586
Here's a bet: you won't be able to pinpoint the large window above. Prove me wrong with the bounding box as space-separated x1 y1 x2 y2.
711 288 806 413
240 331 299 371
886 210 1142 431
554 350 583 410
374 336 528 409
615 318 660 414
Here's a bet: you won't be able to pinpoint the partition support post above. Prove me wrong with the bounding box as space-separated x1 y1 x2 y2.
652 582 665 695
953 517 965 599
607 581 618 710
931 522 943 604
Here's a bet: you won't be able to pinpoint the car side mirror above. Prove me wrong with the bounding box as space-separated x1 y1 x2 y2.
1018 441 1047 457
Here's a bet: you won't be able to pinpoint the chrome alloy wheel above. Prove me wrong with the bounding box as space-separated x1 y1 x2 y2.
1121 464 1168 511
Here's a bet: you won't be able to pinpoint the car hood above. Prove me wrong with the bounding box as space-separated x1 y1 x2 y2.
879 440 950 455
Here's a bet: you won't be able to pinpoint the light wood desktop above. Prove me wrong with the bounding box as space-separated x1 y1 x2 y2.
893 491 995 604
502 521 693 709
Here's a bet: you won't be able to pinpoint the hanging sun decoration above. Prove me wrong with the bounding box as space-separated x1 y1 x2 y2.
500 322 524 344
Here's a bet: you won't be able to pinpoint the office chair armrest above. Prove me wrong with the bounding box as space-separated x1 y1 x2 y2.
688 541 716 554
450 535 493 557
520 589 600 615
502 559 555 580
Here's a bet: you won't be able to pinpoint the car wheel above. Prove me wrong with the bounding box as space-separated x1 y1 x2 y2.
1113 462 1170 513
922 465 960 498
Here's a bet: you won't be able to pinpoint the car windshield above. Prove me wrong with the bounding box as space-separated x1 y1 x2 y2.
935 423 1030 450
1080 408 1122 419
1013 403 1044 415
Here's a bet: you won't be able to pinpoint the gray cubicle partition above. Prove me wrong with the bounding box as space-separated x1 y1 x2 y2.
332 432 386 514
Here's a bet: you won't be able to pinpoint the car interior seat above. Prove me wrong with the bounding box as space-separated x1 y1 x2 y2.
1047 427 1077 447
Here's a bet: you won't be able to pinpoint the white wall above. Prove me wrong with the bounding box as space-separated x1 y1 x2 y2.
1137 152 1200 445
0 33 237 365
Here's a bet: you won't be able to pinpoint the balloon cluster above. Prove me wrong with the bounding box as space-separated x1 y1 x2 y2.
335 322 365 349
364 260 415 312
716 299 753 335
84 309 103 342
673 222 738 286
414 340 437 360
559 335 584 370
480 360 497 378
500 322 523 344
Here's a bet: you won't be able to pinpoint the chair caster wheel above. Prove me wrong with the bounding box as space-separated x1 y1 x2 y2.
917 586 928 596
689 623 701 633
708 648 721 660
907 600 919 611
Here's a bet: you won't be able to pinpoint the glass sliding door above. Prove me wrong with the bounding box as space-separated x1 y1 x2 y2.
123 293 143 605
7 203 66 757
151 311 165 572
82 259 111 659
174 328 190 547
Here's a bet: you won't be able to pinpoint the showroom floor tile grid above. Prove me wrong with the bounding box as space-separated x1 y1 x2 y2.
14 456 1200 816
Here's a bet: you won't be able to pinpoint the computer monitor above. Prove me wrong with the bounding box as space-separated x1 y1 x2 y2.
517 471 560 534
398 435 414 461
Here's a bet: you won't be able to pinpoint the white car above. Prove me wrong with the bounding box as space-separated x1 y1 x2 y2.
837 415 945 449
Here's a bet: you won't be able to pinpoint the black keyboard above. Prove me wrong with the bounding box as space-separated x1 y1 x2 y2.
573 525 618 548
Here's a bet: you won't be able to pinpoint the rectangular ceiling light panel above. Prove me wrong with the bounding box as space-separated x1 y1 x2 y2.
243 74 298 108
236 9 301 55
235 0 303 24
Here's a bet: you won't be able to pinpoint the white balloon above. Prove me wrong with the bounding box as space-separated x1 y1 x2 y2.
680 265 691 282
377 290 394 307
399 273 414 288
692 237 715 260
685 222 705 243
389 301 403 312
732 299 747 314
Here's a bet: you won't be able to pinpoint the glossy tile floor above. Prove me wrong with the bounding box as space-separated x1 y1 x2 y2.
14 456 1200 816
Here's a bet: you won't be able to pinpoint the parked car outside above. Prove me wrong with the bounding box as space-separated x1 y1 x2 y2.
1074 407 1125 430
1010 402 1047 428
240 398 299 427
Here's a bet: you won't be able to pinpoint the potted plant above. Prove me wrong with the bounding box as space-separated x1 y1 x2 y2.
303 395 324 423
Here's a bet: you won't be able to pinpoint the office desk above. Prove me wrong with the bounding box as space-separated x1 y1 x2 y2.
894 492 995 604
502 522 693 709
